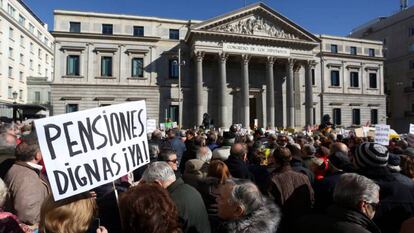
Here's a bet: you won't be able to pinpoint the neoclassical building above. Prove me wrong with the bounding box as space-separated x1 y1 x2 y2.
51 3 386 129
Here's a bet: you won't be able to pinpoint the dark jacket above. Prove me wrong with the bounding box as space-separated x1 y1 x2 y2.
167 178 211 233
180 139 198 174
358 167 414 233
313 171 344 213
248 164 270 194
268 165 314 232
225 155 253 180
215 200 281 233
294 204 381 233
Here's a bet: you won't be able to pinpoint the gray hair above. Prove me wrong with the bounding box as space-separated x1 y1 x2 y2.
0 178 7 207
196 146 212 163
142 162 176 183
333 173 380 208
226 179 264 216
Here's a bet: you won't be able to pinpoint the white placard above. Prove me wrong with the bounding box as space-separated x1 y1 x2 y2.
35 101 149 201
146 119 157 133
375 124 390 146
410 124 414 134
223 43 290 57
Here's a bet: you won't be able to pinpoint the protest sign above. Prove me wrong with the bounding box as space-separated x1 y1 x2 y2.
375 124 390 146
354 128 364 137
35 101 149 201
410 124 414 134
146 119 157 133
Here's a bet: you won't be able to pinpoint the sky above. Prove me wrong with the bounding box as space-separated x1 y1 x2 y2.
24 0 412 36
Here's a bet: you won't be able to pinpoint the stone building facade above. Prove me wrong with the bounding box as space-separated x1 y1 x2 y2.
52 3 386 129
0 0 53 106
350 6 414 132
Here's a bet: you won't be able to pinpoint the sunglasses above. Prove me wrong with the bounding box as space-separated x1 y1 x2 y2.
167 159 178 163
367 202 380 211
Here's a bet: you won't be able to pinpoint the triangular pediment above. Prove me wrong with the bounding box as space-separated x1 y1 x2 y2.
191 3 319 43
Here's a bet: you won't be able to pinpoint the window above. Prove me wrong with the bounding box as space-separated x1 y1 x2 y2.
29 23 34 33
18 14 25 26
44 37 48 46
333 108 341 125
8 66 13 78
101 57 113 76
169 105 179 123
7 4 15 17
330 70 340 86
9 27 13 39
69 22 81 33
368 48 375 57
410 27 414 37
131 58 144 77
312 108 316 125
19 53 23 63
38 64 41 74
67 55 80 76
37 31 42 39
369 73 377 88
29 59 33 69
350 46 357 55
169 59 179 79
102 24 113 35
47 92 51 103
30 42 33 53
311 69 315 85
350 72 359 87
34 91 40 103
352 109 361 125
38 49 41 58
66 104 78 113
20 35 24 46
19 90 22 100
19 71 23 82
8 87 13 99
409 43 414 52
371 109 378 125
45 54 48 63
169 29 179 40
8 47 13 59
330 44 338 53
133 26 144 37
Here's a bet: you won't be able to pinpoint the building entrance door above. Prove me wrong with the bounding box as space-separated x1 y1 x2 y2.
249 97 257 129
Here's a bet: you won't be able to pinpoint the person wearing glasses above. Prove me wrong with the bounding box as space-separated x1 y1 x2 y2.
294 173 381 233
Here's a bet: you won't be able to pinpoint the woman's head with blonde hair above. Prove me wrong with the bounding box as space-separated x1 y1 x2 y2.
40 194 97 233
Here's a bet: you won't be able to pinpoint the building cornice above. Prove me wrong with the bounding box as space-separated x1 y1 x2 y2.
51 31 161 42
319 52 385 61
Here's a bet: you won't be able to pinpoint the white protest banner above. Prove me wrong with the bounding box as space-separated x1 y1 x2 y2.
410 124 414 134
35 101 149 201
146 119 157 133
375 124 390 146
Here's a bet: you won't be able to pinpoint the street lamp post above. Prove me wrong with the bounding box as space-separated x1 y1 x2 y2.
12 91 18 122
177 46 185 128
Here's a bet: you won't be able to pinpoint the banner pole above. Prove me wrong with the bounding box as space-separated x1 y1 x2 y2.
112 181 123 230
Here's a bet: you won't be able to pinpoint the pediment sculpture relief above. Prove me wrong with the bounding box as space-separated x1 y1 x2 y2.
211 15 299 40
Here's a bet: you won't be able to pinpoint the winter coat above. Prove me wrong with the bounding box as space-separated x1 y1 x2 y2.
358 167 414 233
268 165 314 232
225 155 253 180
167 178 211 233
4 161 49 225
248 164 270 194
294 204 381 233
215 200 281 233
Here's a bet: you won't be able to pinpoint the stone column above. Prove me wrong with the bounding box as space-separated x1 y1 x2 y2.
266 57 275 128
286 59 295 128
195 51 204 127
305 60 315 126
241 54 251 128
218 53 228 128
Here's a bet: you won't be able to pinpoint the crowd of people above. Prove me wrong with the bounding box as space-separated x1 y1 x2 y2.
1 119 414 233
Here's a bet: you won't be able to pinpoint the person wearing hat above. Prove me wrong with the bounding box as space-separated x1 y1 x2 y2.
353 142 414 233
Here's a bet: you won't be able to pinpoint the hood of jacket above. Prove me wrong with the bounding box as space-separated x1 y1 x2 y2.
224 200 281 233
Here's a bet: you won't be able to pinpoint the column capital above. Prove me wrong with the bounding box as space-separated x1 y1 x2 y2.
219 53 229 63
241 54 251 65
195 51 204 61
305 60 317 69
267 56 276 66
287 58 296 68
